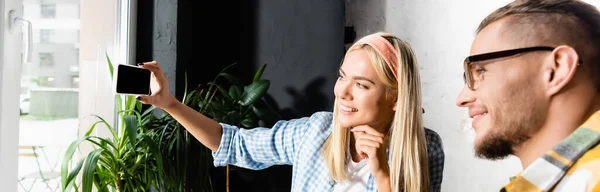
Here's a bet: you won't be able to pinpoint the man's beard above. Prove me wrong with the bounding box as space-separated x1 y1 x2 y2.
474 109 538 160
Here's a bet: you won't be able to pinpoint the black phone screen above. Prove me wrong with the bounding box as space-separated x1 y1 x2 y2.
116 64 151 95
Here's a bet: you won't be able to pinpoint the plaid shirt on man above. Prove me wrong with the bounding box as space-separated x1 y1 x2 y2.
501 111 600 192
212 111 445 192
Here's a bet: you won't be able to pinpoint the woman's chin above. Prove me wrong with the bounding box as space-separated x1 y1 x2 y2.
338 119 357 128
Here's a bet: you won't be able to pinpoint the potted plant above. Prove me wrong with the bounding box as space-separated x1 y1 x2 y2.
60 55 164 192
146 62 281 192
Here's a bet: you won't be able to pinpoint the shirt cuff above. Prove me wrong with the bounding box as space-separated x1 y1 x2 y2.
212 123 237 167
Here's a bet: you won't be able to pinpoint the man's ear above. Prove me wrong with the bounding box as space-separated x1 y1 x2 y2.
545 45 580 96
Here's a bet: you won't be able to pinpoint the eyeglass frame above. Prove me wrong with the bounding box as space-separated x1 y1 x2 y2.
462 46 583 91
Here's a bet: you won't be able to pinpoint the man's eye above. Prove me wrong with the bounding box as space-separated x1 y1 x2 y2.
476 68 487 75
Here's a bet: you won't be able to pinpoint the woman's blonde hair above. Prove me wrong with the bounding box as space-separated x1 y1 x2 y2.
322 32 430 192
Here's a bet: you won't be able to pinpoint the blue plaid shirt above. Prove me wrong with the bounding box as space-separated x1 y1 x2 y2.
212 111 445 192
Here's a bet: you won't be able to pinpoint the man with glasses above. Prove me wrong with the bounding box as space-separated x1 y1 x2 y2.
456 0 600 191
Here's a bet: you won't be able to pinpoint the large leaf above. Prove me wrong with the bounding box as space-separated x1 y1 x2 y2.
62 159 84 192
252 63 267 83
124 115 138 147
61 136 118 191
82 149 104 192
239 80 270 106
62 136 94 189
228 85 242 101
252 106 269 120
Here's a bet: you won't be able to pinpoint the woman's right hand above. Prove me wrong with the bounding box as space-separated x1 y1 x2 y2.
136 61 178 109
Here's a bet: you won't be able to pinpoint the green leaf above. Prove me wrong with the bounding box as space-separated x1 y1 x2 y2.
141 105 156 117
252 106 269 120
106 53 114 81
223 98 233 112
197 100 206 110
84 121 104 137
182 71 189 104
210 101 227 118
116 95 123 118
207 82 232 101
219 73 245 87
225 111 241 125
126 95 137 111
63 159 84 191
82 149 104 192
86 115 117 138
136 99 143 112
141 134 164 180
228 85 242 100
239 80 270 106
241 118 254 128
253 63 267 83
124 115 138 147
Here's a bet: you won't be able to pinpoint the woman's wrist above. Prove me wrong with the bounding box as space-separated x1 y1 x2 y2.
161 95 180 111
374 171 391 192
373 167 390 181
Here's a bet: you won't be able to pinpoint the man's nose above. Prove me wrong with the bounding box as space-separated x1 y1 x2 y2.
456 85 476 107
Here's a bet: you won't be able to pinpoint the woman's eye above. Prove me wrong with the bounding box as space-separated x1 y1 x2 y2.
356 83 368 89
338 74 345 81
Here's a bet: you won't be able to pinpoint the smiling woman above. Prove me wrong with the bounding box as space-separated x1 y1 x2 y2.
135 31 445 192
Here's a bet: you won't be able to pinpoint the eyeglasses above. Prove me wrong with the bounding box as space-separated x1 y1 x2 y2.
463 46 561 90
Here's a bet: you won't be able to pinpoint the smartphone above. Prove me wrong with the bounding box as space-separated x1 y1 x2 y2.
114 64 151 95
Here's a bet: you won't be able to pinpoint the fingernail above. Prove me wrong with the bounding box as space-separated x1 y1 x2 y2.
137 63 144 66
136 96 142 100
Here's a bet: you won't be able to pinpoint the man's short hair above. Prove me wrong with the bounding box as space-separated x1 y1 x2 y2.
477 0 600 91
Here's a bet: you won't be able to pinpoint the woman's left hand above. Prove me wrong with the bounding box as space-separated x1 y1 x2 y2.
351 125 390 179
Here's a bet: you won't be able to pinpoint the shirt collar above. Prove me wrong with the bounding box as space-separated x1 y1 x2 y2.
503 111 600 191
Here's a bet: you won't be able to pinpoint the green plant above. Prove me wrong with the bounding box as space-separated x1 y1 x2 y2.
60 54 164 192
192 63 279 128
146 62 281 192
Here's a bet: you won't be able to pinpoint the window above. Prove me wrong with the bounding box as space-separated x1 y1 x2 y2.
71 76 79 88
34 76 55 87
39 52 54 67
40 29 54 43
1 1 132 190
40 4 56 19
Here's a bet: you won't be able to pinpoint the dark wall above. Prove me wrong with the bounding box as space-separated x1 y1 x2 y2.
138 0 345 120
255 0 345 120
176 0 255 99
135 0 153 63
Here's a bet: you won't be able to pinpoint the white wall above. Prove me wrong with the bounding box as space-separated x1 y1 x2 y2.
386 1 523 191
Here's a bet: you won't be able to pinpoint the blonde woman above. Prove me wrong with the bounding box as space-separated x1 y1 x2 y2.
137 32 444 192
